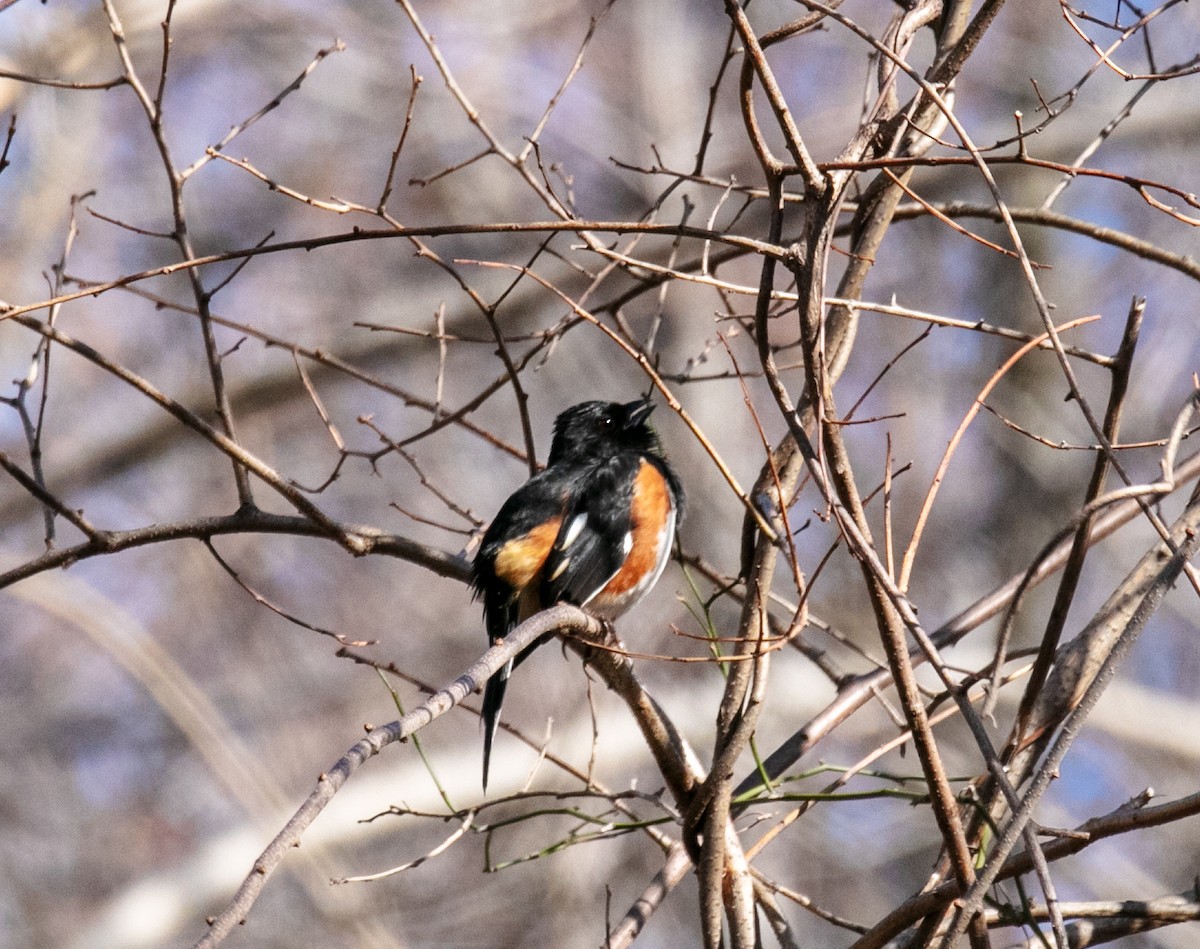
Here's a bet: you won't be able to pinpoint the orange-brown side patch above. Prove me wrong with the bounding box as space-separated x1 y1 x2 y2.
602 461 671 596
493 517 562 591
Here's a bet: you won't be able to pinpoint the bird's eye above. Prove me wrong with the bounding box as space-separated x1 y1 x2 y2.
598 416 614 430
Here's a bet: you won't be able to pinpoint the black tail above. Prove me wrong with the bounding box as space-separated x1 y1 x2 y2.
481 659 512 793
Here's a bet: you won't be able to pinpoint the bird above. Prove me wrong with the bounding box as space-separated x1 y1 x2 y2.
470 397 683 792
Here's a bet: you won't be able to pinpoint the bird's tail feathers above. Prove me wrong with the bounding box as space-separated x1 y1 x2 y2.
481 658 513 793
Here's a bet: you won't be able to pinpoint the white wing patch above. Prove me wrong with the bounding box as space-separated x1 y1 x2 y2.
559 513 587 549
546 514 589 583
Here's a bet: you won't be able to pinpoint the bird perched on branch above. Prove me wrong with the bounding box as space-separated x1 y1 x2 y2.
470 397 683 792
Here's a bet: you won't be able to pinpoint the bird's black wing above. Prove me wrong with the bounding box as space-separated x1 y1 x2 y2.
540 455 638 607
471 466 577 792
471 468 574 641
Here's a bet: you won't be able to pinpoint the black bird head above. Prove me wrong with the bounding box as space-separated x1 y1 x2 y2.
547 397 661 466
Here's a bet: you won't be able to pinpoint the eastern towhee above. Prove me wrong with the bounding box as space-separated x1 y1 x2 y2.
470 397 684 791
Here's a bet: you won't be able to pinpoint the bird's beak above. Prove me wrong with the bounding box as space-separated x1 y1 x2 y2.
624 397 655 428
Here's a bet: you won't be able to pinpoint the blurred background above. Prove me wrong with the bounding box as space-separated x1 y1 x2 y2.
1 0 1199 946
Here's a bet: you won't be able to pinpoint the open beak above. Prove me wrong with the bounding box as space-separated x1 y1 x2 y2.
623 396 655 428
